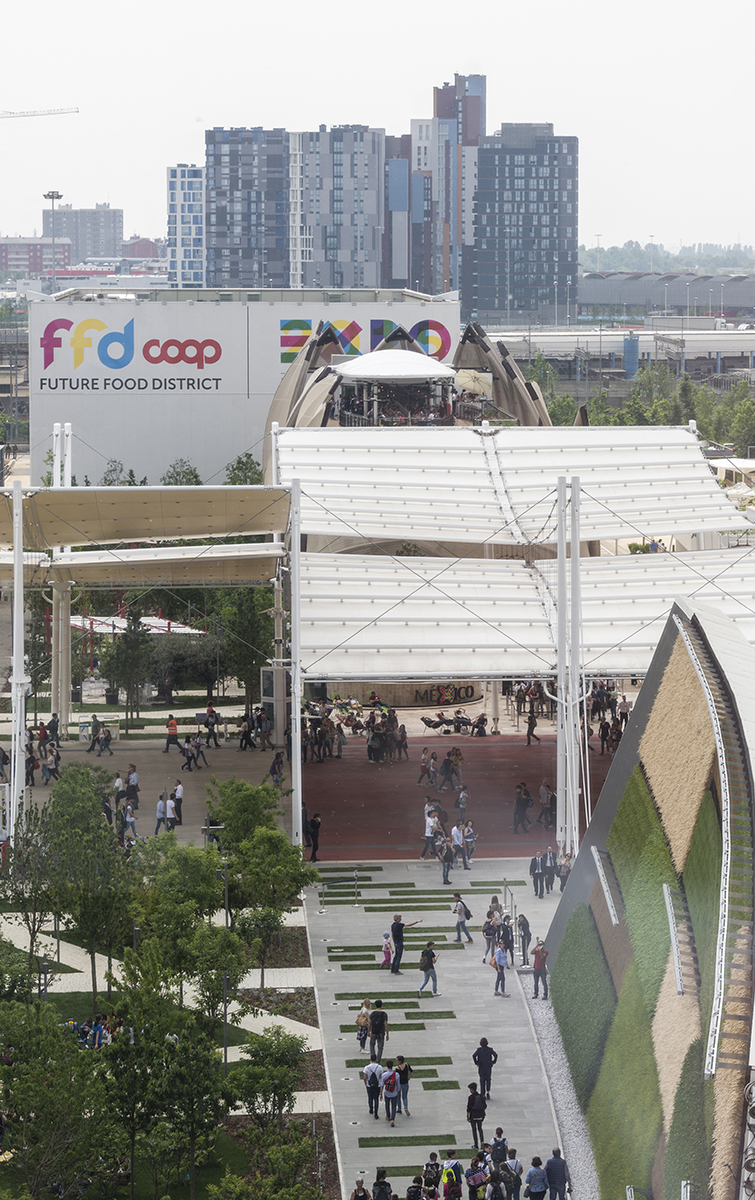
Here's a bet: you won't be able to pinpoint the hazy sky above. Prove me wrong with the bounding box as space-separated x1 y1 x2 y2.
3 0 753 254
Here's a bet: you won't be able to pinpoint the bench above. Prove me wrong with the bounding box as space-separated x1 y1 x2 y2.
78 722 120 742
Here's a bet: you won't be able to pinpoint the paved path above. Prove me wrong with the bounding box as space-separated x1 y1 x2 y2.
305 856 564 1198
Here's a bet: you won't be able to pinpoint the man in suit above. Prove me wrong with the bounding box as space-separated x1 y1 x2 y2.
529 850 545 898
543 845 558 893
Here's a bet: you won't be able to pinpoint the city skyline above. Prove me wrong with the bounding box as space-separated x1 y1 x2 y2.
2 0 753 254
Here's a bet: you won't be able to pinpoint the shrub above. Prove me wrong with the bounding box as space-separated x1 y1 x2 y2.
550 903 617 1109
624 827 678 1014
663 1038 713 1200
683 790 723 1034
607 767 659 896
587 960 663 1199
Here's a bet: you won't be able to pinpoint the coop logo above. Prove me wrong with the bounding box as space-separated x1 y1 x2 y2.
40 318 222 371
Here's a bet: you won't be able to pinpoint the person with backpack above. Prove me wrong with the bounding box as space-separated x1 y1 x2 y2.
465 1155 488 1199
485 1171 509 1200
406 1177 424 1200
441 1152 463 1198
380 1058 401 1125
395 1055 414 1116
472 1037 498 1100
523 1157 548 1200
418 942 440 997
363 1054 383 1119
372 1168 392 1200
452 893 474 944
441 837 455 885
481 912 498 963
369 999 389 1061
466 1082 487 1150
503 1149 523 1198
423 1154 442 1192
350 1178 370 1200
489 1130 507 1170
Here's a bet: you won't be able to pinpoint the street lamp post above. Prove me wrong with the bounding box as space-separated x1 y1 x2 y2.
664 283 668 315
649 234 654 274
554 276 558 327
43 190 63 294
721 283 725 319
709 290 713 317
595 233 602 273
686 282 690 319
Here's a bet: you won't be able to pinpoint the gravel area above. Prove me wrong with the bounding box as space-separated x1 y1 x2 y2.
521 978 601 1197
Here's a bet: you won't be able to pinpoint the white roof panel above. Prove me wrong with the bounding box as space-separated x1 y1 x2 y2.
277 426 744 546
299 548 755 679
337 349 455 382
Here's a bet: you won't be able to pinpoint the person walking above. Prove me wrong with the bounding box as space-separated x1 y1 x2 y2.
380 1058 400 1125
529 851 545 898
206 705 220 749
523 1158 548 1200
505 1149 524 1199
391 913 423 975
350 1177 370 1200
481 911 497 963
545 1149 571 1200
526 710 540 746
163 715 181 754
537 780 552 827
395 1055 413 1116
355 998 371 1051
421 804 440 859
417 748 431 786
451 821 469 870
363 1055 382 1119
452 893 474 944
309 812 321 862
441 837 455 885
154 795 167 836
86 714 102 754
173 780 184 826
418 941 440 997
466 1083 487 1150
491 943 509 997
517 913 532 965
180 736 194 772
369 999 389 1062
166 793 177 831
513 783 532 834
533 939 549 999
472 1037 498 1100
558 852 572 892
543 846 558 894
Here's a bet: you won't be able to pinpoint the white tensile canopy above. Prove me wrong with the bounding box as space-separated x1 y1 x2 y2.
337 348 456 383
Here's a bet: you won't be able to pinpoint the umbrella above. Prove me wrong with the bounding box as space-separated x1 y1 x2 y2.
455 369 492 396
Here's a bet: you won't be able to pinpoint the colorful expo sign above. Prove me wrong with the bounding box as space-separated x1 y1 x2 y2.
279 318 452 362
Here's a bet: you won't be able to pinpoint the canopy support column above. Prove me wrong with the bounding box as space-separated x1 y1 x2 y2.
290 478 303 848
9 480 29 838
556 477 568 855
567 477 582 856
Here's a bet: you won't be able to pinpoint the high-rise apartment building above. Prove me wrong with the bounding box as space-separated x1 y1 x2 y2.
383 74 485 295
167 163 205 287
0 236 71 274
204 126 384 290
42 203 123 264
471 124 578 322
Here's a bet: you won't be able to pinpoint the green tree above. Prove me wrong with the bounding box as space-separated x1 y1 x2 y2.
149 632 223 703
0 803 54 980
225 452 263 485
238 828 319 913
206 777 280 856
208 1124 322 1200
220 587 274 709
236 1025 309 1130
587 391 614 426
153 842 223 921
155 1020 229 1200
0 1001 123 1200
236 908 283 997
48 763 132 1009
98 611 152 730
547 393 577 425
161 457 203 486
188 923 247 1039
730 396 755 456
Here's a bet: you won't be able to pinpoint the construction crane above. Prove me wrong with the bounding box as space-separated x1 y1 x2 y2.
0 107 78 119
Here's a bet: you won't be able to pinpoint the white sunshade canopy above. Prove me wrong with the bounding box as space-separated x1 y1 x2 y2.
0 486 290 551
336 349 456 383
298 547 755 679
276 425 746 546
0 543 284 587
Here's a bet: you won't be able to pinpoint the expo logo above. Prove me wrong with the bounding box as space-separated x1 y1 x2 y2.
40 318 222 371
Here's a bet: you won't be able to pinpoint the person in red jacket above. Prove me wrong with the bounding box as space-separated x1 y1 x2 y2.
533 939 549 999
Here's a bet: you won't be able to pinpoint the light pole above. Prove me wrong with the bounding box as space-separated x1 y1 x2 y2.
649 234 654 274
554 276 558 327
686 282 690 319
720 282 725 318
664 282 668 315
709 290 713 317
595 233 602 273
694 295 697 318
43 190 63 294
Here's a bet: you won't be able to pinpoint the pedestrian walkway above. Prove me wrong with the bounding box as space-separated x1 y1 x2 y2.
305 856 564 1197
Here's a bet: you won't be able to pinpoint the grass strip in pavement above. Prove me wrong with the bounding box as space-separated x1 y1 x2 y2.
403 1011 455 1020
340 1022 425 1033
337 993 432 1002
327 953 375 961
345 1056 453 1067
318 865 383 873
358 1134 455 1148
422 1079 460 1090
349 1002 421 1010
